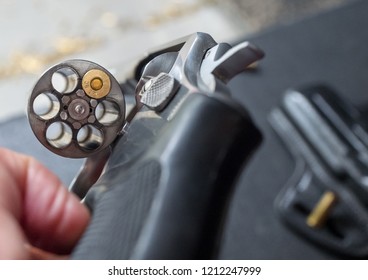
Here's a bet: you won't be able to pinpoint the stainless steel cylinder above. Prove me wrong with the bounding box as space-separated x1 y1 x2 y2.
28 59 125 158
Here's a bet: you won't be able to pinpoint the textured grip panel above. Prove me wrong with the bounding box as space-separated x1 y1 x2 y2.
72 160 161 259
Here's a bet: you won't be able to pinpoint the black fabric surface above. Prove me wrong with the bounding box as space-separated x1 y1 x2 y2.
1 0 367 259
219 0 368 259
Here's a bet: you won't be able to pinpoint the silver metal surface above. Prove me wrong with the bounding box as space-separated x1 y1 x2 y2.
69 147 112 199
200 41 265 91
139 73 178 111
136 32 264 119
27 59 125 159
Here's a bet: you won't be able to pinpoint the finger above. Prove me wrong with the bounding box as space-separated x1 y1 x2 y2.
25 244 68 260
0 148 90 258
22 158 90 254
0 149 29 259
0 210 28 259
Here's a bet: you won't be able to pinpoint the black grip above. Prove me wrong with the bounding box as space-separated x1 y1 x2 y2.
72 93 261 259
72 160 161 259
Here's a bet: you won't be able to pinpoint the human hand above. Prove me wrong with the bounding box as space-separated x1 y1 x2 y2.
0 148 90 259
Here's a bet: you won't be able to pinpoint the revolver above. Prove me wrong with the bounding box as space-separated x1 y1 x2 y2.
27 32 264 259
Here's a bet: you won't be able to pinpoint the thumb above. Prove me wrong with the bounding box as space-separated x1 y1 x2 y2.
0 148 90 259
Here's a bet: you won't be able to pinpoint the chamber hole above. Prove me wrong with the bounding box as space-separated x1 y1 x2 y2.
95 100 120 125
33 92 60 120
46 122 72 148
52 67 79 94
77 125 103 150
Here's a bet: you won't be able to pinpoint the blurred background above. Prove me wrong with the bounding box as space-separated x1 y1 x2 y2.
0 0 351 122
